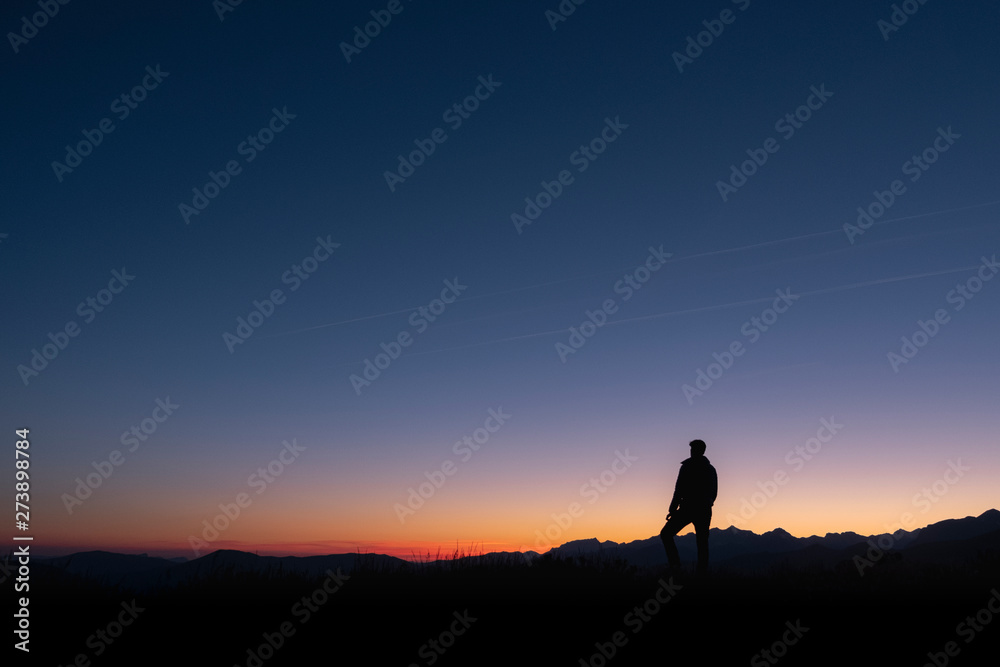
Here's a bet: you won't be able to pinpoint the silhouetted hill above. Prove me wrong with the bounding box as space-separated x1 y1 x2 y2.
906 507 1000 547
41 550 177 588
17 509 1000 666
37 548 406 592
716 542 845 572
536 508 999 572
33 509 999 591
802 530 870 550
901 527 1000 567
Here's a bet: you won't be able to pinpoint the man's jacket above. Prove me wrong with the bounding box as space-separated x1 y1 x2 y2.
670 456 718 510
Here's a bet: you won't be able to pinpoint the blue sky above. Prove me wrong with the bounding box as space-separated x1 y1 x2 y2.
2 0 998 556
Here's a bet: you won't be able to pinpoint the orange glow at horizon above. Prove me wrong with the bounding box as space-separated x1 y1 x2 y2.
35 496 998 560
34 418 1000 560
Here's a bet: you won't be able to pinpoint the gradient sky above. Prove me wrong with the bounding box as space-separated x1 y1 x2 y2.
3 0 998 559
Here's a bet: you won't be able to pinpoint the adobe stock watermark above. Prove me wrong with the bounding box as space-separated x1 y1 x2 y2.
671 0 752 73
394 407 511 523
408 610 477 667
16 268 135 386
62 397 180 514
178 106 296 224
510 116 628 234
340 0 414 63
578 577 682 666
886 254 997 372
188 439 306 556
853 458 971 576
235 567 349 667
877 0 931 42
350 277 468 395
681 288 799 404
716 84 833 202
222 235 340 353
750 620 810 666
520 449 638 555
383 74 502 192
7 0 72 54
556 245 672 363
51 65 170 182
843 126 960 244
922 588 1000 667
544 0 589 31
213 0 245 22
726 417 843 528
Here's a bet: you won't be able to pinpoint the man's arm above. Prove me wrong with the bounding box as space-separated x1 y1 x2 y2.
667 465 685 517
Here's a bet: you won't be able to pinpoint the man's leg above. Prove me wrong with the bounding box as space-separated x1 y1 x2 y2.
659 512 690 570
693 507 712 574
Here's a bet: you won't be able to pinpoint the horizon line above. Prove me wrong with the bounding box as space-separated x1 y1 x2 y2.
27 507 997 561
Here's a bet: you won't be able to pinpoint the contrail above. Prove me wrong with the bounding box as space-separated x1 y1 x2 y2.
266 199 1000 339
400 263 984 358
686 199 1000 258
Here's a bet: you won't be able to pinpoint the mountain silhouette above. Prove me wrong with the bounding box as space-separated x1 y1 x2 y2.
32 509 999 591
544 509 999 571
37 548 402 592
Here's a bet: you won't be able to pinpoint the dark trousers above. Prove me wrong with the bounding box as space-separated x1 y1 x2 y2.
660 506 712 572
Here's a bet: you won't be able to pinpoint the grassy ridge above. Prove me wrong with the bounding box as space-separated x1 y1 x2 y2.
13 546 1000 665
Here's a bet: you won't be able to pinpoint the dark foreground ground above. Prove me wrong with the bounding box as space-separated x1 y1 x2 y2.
14 551 1000 666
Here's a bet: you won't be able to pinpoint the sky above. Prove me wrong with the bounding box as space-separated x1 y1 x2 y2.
2 0 999 560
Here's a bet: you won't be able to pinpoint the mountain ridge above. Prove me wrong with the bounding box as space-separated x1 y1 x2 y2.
27 509 999 591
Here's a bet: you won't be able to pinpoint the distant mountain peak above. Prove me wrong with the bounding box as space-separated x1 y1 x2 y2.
764 527 793 538
555 538 618 551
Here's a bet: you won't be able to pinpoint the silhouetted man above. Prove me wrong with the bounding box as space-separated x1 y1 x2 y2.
660 439 717 575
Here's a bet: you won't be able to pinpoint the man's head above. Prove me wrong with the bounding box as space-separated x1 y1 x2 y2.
689 439 706 457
